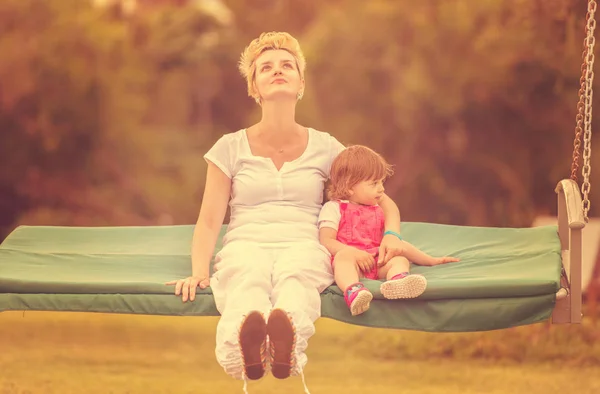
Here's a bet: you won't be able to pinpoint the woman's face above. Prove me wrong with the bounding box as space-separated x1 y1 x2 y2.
253 49 304 103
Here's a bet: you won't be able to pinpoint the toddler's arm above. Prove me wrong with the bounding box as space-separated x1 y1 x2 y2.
320 227 377 273
319 227 349 256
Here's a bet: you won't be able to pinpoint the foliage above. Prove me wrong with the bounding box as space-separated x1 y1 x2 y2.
0 0 599 239
303 0 598 226
0 0 229 237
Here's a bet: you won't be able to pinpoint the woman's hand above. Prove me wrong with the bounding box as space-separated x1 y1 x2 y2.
166 276 210 302
377 234 405 266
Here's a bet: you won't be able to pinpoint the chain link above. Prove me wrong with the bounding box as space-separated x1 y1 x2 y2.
571 0 596 222
570 79 586 182
582 0 596 221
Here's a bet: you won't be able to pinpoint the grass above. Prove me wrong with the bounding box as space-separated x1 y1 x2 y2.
0 310 599 394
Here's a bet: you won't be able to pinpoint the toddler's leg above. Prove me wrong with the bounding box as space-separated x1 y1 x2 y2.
269 242 333 381
333 253 373 316
400 241 461 266
210 241 274 381
378 256 427 299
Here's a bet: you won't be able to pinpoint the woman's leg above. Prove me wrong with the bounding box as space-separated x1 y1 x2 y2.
210 241 275 380
269 242 333 378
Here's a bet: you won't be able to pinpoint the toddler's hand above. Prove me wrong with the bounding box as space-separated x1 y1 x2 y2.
337 247 376 273
354 250 376 273
431 256 460 266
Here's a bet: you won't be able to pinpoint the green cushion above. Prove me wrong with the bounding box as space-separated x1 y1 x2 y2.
0 223 562 331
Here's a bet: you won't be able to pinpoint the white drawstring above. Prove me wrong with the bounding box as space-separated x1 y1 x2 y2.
292 354 311 394
299 367 311 394
242 371 249 394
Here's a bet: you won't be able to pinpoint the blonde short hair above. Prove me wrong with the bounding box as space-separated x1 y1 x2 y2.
238 32 306 101
327 145 394 200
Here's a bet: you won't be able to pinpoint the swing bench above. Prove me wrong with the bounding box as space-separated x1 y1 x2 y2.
0 1 596 333
0 179 586 332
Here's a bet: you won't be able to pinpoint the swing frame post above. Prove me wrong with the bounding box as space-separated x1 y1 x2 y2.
553 179 585 324
554 0 596 324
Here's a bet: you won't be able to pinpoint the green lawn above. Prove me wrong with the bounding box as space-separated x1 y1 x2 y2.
0 311 598 393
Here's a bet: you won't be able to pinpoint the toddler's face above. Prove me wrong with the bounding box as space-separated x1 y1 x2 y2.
349 178 385 206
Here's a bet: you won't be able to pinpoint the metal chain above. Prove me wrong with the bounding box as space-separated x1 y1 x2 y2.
571 68 587 181
571 0 596 221
582 0 596 221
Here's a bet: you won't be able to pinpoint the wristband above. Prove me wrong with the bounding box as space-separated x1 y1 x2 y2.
383 230 403 240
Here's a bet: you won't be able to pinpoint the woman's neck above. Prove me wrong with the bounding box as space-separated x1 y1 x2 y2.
257 99 299 140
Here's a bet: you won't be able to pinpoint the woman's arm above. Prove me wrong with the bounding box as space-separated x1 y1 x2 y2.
379 193 401 232
167 161 231 302
377 193 405 265
191 161 231 278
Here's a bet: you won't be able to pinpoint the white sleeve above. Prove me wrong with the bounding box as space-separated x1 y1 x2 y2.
203 135 233 179
327 134 346 178
318 201 341 230
331 135 346 157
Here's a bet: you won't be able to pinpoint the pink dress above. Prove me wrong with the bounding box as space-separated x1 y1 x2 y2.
334 201 385 280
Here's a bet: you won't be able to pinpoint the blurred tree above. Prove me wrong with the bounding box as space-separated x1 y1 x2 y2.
220 0 333 39
114 1 231 224
1 0 598 241
0 0 103 237
303 0 599 226
0 0 228 239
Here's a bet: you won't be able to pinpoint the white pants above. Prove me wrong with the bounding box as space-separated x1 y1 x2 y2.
210 240 334 380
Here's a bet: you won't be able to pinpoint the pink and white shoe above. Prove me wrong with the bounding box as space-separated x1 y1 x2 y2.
344 283 373 316
380 274 427 299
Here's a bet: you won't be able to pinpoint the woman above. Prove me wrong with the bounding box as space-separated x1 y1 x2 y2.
167 32 405 392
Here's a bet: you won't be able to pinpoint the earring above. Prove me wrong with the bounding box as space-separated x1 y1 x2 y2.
297 91 304 100
254 95 261 104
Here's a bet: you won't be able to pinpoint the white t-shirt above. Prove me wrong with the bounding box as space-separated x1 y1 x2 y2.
317 200 343 231
204 127 345 246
